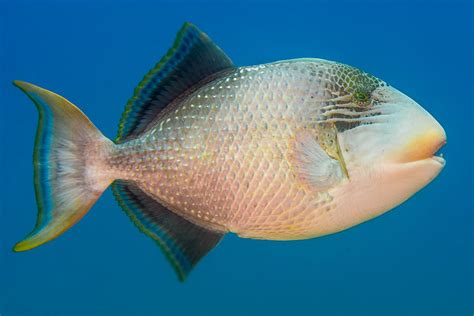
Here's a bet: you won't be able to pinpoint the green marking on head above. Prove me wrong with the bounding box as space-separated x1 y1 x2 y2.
331 64 385 105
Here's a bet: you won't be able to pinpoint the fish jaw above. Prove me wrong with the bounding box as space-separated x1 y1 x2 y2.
318 156 445 235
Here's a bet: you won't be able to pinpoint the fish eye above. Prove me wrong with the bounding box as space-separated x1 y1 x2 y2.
331 64 383 106
354 90 369 102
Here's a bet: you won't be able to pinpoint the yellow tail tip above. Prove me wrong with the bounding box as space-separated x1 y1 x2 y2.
13 239 36 252
12 80 30 89
13 232 51 252
13 80 45 94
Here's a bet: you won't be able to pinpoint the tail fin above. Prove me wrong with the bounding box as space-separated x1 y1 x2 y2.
13 81 114 251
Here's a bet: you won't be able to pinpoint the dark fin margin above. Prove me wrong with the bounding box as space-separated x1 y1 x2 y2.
115 22 234 143
112 180 224 281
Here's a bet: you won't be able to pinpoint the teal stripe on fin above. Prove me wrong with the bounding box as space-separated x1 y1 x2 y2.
112 180 224 281
116 22 234 143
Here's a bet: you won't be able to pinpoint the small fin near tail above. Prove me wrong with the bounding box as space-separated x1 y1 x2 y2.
112 180 224 281
13 81 114 252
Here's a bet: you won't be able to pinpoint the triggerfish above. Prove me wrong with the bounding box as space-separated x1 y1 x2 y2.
13 23 446 281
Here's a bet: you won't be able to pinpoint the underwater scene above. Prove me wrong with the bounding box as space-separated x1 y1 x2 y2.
0 0 472 315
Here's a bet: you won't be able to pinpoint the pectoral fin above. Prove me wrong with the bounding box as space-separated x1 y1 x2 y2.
291 131 346 191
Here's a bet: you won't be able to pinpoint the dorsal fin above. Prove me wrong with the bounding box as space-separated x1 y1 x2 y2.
116 22 234 143
112 180 225 281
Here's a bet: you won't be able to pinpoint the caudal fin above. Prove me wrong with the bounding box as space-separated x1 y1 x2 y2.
13 81 114 251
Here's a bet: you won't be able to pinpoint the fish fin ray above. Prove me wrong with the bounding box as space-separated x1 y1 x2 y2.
290 131 345 191
116 22 234 143
12 81 113 251
112 180 224 281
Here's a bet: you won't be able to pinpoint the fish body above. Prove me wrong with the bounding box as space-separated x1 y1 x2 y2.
13 23 446 280
110 60 354 240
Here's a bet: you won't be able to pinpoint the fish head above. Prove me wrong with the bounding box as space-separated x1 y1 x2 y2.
318 62 446 224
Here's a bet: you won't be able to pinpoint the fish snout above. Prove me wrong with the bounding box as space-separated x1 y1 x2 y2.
388 96 446 165
398 125 446 164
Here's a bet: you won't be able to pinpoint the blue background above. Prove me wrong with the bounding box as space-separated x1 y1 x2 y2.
1 0 472 315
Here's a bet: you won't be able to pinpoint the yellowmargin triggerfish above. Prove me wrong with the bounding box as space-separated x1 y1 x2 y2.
13 22 446 281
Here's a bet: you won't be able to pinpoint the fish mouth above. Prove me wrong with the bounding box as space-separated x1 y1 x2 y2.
396 128 447 166
407 138 446 168
430 139 446 165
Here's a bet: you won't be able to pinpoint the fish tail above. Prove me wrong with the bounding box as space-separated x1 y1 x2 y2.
13 81 115 252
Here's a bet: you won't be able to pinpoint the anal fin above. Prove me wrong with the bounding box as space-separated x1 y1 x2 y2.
112 180 224 281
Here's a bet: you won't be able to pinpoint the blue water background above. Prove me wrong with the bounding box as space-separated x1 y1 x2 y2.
1 1 472 315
